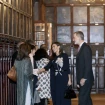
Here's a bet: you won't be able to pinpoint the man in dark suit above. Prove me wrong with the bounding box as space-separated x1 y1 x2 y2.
73 31 94 105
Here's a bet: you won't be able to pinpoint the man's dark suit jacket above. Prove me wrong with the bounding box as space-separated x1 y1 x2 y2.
76 42 94 85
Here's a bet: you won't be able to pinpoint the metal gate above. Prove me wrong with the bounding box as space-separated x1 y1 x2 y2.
0 41 16 105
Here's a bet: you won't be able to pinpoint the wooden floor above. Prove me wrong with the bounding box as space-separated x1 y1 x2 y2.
48 94 105 105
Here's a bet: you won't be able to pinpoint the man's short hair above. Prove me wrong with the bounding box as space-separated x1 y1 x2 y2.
74 31 84 40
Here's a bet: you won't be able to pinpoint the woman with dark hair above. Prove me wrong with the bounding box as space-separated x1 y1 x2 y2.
14 43 34 105
38 42 72 105
25 40 40 105
34 48 51 105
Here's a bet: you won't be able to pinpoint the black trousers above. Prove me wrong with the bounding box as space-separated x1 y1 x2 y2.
78 80 93 105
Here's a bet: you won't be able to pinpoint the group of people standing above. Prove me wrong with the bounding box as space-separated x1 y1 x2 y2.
13 31 94 105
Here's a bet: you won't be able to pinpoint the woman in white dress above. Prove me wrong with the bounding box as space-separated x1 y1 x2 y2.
34 48 51 105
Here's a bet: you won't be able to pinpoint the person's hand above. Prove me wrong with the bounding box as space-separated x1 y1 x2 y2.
68 79 72 86
80 78 86 86
37 88 41 91
37 69 42 74
37 69 45 74
77 84 80 88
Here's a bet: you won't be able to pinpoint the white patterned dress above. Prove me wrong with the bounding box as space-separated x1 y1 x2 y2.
36 58 51 99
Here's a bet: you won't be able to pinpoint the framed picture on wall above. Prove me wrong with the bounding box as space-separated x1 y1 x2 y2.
90 6 104 24
90 26 104 43
57 7 71 24
73 7 87 23
57 26 71 43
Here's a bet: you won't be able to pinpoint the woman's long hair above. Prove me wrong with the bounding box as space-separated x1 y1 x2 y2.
49 42 63 60
16 43 31 60
52 42 63 54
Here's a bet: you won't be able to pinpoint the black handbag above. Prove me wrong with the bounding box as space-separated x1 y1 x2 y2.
64 85 76 99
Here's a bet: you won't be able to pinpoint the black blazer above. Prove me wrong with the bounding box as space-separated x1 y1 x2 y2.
76 43 94 85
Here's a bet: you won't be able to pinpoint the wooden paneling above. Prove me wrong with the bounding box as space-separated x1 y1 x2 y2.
0 3 3 33
0 40 17 105
0 0 32 40
0 1 33 105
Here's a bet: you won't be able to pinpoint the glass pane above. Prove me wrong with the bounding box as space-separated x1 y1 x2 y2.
29 19 32 39
43 0 52 4
26 17 29 39
34 2 39 21
4 0 6 2
35 32 45 40
90 6 104 23
27 0 30 14
57 7 70 24
4 6 8 34
66 0 105 4
90 26 104 43
36 41 45 48
16 0 18 8
8 0 12 4
19 0 23 10
44 0 62 3
66 0 74 3
0 3 3 33
16 12 19 37
24 16 26 38
12 0 16 7
73 7 87 23
35 23 45 31
57 26 71 43
73 26 87 43
13 10 16 36
19 14 23 38
25 0 28 12
46 7 54 23
9 8 12 35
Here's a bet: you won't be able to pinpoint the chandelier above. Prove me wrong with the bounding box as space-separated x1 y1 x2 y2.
75 0 104 2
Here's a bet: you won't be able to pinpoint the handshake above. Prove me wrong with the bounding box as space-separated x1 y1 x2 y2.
33 68 46 76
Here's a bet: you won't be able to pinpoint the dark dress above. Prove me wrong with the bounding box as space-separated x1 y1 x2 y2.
44 53 71 105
